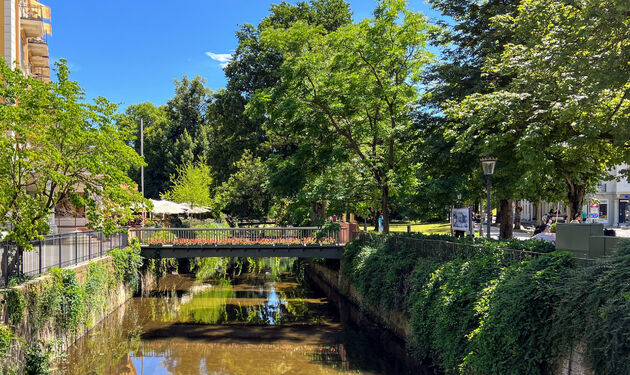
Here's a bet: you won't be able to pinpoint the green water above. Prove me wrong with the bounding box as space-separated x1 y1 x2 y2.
57 265 422 374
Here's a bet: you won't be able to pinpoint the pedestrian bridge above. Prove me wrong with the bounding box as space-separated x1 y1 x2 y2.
129 227 356 259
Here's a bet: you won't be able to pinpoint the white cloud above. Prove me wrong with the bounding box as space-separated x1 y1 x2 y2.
205 52 232 68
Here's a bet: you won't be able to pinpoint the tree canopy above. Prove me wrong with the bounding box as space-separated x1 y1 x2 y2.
250 0 434 232
0 59 145 248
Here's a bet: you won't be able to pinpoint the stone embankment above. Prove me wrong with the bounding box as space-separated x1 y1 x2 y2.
0 251 153 373
307 262 592 375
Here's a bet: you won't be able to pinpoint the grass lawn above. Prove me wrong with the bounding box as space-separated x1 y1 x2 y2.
369 222 451 235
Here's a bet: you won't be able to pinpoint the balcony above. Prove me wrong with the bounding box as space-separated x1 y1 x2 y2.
29 66 50 82
20 3 51 38
28 36 48 57
30 55 49 68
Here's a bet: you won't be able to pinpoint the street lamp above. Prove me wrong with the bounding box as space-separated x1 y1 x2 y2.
480 156 497 238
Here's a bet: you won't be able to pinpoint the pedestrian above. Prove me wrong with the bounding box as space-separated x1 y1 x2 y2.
378 215 383 233
533 224 556 244
332 214 337 222
570 214 582 223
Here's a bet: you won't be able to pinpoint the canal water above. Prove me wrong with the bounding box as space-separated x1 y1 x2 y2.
57 261 424 374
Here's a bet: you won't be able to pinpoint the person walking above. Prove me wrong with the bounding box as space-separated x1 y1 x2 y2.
378 215 383 233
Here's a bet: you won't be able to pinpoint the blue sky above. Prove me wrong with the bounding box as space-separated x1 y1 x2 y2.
46 1 442 110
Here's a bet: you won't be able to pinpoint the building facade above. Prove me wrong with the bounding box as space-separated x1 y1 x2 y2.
2 0 51 81
516 167 630 228
590 166 630 227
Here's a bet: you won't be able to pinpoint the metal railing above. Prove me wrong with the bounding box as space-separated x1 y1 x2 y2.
130 227 345 246
1 231 128 287
360 233 595 266
391 236 542 263
20 4 48 20
27 36 48 46
29 66 50 81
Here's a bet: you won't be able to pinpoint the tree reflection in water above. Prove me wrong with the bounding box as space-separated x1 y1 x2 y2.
58 261 418 375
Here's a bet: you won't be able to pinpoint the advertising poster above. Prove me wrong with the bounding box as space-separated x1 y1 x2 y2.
452 208 472 235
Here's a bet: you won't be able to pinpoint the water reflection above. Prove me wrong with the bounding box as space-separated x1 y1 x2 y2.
57 266 420 375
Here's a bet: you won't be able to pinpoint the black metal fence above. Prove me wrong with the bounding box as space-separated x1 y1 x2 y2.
360 232 595 266
1 231 128 287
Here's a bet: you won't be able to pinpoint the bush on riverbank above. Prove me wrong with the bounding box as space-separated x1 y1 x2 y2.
343 234 630 374
0 242 145 374
552 240 630 375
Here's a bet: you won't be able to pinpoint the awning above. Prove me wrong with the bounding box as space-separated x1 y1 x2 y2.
149 199 188 215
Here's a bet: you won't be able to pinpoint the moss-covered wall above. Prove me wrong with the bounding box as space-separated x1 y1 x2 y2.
0 242 147 374
308 234 611 375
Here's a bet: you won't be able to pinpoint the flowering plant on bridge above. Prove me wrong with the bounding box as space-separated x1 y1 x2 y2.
145 236 337 246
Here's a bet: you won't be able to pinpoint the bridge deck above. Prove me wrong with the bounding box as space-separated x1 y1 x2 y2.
131 227 350 259
140 244 344 259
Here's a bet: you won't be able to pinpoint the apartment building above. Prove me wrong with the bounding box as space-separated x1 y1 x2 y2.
2 0 51 81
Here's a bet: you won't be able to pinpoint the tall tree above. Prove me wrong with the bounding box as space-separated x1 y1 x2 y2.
214 151 273 224
445 0 630 219
119 77 212 197
251 0 434 232
162 159 213 210
0 60 145 249
206 0 352 188
414 0 526 238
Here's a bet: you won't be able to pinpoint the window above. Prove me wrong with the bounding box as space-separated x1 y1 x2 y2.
599 200 608 221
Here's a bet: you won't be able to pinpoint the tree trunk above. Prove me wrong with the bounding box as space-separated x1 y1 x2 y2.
566 180 586 223
514 201 522 230
310 201 327 225
381 183 390 234
499 199 513 239
495 205 502 225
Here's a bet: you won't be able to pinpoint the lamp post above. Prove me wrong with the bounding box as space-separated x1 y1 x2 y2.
480 156 497 239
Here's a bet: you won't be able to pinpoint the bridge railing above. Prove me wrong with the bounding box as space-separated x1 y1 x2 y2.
129 227 345 246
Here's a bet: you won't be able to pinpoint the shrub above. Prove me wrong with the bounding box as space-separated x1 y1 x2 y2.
48 268 84 332
5 287 25 327
463 252 575 375
0 324 14 358
344 232 575 374
24 341 51 375
409 255 502 373
109 239 143 289
552 240 630 375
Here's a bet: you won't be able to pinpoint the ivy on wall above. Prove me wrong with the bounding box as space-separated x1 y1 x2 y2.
343 234 629 375
0 243 144 375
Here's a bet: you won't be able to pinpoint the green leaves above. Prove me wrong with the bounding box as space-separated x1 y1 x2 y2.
441 0 630 208
162 159 213 209
253 0 434 231
0 59 146 247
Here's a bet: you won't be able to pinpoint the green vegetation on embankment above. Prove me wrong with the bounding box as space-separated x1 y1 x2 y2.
342 233 630 375
0 239 147 375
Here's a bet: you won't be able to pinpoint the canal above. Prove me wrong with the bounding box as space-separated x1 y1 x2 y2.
57 259 424 374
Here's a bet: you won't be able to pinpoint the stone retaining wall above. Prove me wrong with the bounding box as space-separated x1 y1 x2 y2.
308 262 593 375
0 256 149 372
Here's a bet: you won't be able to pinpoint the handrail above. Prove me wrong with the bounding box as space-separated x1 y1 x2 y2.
20 3 51 21
1 230 128 287
135 227 322 231
361 233 594 265
130 227 345 246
